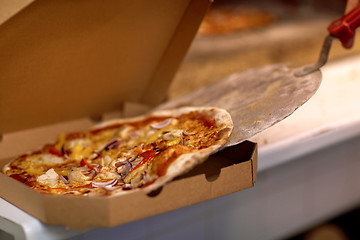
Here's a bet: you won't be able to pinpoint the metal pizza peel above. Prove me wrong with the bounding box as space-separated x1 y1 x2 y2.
156 5 360 147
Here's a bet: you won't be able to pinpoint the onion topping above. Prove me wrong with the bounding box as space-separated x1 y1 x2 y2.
117 161 132 180
151 118 172 129
83 169 97 179
60 175 70 185
90 139 120 160
183 131 196 136
181 131 195 145
91 151 101 160
103 139 120 151
115 161 126 168
94 164 103 173
91 178 118 188
101 185 122 191
61 145 71 159
78 167 90 172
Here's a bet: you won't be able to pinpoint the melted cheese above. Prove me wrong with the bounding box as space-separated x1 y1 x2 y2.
146 125 173 144
69 143 93 161
54 132 67 151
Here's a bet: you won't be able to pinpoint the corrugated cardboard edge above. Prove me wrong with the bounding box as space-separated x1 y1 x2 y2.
0 141 256 229
252 143 258 183
141 0 212 106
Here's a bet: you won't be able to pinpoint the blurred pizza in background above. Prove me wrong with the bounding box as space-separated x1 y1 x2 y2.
198 4 275 36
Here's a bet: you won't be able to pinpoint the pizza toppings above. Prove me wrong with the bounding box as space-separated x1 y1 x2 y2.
37 169 59 187
151 118 172 129
59 175 70 185
91 178 118 189
2 107 233 196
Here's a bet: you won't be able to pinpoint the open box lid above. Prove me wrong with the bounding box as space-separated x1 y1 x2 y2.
0 0 211 134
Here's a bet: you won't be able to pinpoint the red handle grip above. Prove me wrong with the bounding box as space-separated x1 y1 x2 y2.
327 4 360 48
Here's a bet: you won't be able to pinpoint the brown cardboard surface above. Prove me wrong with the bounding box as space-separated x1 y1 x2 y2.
0 0 210 134
0 0 34 25
0 141 256 229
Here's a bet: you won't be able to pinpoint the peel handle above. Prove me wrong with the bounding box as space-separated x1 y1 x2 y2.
327 4 360 48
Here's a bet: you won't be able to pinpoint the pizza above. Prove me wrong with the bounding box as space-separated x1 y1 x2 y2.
2 107 233 196
198 5 274 36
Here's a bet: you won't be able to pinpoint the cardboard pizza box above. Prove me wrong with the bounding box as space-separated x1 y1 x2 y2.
0 121 256 228
0 0 257 229
0 0 209 134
